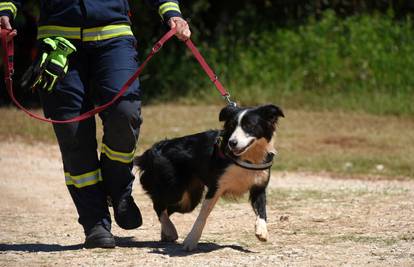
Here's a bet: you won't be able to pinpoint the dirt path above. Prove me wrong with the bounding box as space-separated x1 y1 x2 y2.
0 141 413 266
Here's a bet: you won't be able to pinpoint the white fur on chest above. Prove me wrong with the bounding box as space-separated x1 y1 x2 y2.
217 165 270 196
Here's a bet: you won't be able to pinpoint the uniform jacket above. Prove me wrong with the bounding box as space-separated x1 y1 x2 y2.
0 0 182 41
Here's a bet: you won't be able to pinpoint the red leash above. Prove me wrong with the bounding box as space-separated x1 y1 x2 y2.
184 39 234 105
1 28 233 124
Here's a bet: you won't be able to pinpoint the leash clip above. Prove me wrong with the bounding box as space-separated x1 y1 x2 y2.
224 94 237 107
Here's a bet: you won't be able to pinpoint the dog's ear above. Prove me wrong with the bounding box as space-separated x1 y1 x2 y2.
219 105 240 122
257 104 284 124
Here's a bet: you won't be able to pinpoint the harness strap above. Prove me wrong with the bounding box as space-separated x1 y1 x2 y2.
1 27 232 124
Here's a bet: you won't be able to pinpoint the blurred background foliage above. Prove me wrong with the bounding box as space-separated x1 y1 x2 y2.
1 0 414 115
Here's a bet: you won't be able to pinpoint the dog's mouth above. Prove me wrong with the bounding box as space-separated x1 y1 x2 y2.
229 139 255 156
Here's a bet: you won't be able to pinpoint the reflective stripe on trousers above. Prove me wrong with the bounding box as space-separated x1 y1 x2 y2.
101 143 135 164
65 169 102 188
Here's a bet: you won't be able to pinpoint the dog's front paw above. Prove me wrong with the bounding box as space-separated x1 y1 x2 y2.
182 235 199 251
161 223 178 242
161 231 178 242
160 212 178 242
255 218 268 242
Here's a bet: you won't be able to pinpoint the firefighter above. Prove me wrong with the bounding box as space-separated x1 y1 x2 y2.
0 1 190 248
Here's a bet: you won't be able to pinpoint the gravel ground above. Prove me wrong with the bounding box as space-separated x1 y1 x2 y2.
0 141 413 266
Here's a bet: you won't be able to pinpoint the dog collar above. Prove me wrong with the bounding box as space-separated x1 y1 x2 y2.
224 150 275 170
215 134 275 170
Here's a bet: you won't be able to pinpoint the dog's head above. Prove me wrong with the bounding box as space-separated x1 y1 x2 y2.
219 104 284 156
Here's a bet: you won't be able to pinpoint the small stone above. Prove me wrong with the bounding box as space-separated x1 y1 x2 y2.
280 215 289 222
376 164 384 171
344 162 353 170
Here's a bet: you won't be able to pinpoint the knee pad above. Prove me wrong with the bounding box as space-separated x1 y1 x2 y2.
102 100 142 151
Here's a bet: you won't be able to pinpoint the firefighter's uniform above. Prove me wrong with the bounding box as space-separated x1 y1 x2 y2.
0 0 182 236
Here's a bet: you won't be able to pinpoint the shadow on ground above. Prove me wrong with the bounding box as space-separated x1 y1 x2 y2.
115 236 255 257
0 243 83 252
0 237 254 256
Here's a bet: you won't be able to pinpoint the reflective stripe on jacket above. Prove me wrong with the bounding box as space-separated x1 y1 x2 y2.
0 0 182 41
37 24 135 42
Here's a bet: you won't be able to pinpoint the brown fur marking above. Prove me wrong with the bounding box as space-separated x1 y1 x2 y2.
218 166 269 197
178 191 192 211
217 135 275 197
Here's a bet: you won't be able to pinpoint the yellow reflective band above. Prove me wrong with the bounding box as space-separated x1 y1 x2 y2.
37 24 133 42
38 25 81 40
83 24 133 42
158 2 181 17
65 169 102 188
101 143 135 164
0 2 17 18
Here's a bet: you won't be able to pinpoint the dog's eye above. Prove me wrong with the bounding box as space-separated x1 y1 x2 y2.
227 120 237 129
243 123 255 132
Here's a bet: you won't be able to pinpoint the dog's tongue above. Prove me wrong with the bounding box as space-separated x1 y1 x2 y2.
232 147 245 156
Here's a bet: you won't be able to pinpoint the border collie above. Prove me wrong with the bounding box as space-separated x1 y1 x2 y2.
134 104 284 251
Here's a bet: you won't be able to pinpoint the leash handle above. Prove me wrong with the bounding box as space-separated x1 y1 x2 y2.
1 29 14 78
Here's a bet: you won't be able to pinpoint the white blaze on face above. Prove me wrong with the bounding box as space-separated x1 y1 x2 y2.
229 110 256 155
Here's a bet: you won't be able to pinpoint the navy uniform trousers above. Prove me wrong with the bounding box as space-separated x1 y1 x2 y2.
40 35 142 234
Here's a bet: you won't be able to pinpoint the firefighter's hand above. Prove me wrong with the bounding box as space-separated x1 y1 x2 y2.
0 16 17 39
168 17 191 41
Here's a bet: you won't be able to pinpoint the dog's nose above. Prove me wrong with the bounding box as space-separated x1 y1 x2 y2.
229 139 238 148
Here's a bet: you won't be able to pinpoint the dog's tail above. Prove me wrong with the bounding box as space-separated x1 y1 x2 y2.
133 149 152 171
133 144 171 175
134 145 177 193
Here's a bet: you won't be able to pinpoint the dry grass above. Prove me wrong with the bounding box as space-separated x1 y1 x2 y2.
277 109 414 178
0 104 413 178
1 142 413 266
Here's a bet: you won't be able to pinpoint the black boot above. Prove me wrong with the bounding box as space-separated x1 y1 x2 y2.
84 223 115 249
113 195 142 230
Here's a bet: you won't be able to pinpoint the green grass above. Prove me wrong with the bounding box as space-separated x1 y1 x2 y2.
1 104 413 178
140 11 414 116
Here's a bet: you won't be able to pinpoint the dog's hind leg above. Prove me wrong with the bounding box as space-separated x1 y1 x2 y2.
159 210 178 242
182 189 221 251
250 186 268 242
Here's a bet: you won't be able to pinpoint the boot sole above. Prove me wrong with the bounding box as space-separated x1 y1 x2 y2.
84 237 116 249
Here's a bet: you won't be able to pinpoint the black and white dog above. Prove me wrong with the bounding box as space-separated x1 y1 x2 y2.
134 104 284 251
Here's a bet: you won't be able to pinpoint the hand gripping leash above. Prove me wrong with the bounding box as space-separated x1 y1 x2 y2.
1 29 14 101
1 27 235 124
